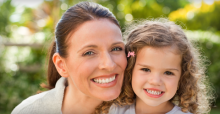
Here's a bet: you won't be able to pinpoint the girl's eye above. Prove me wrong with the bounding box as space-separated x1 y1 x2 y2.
112 47 122 51
83 51 94 56
164 71 174 75
141 68 150 72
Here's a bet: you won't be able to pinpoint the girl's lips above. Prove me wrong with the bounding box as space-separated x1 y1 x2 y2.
145 88 163 91
144 88 165 98
91 74 118 88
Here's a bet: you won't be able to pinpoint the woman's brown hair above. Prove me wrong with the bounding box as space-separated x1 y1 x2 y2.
116 18 214 114
42 1 120 114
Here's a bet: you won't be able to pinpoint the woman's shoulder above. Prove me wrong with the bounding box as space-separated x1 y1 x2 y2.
109 103 136 114
12 77 67 114
166 105 193 114
11 89 59 114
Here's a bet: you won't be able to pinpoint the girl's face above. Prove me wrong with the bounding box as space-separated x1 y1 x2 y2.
132 46 181 107
63 19 127 101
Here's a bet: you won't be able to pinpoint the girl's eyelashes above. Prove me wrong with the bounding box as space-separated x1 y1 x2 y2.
111 47 123 51
83 51 95 56
164 71 174 75
139 69 174 75
141 68 151 72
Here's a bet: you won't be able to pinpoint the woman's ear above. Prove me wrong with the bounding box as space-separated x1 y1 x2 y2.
52 53 69 77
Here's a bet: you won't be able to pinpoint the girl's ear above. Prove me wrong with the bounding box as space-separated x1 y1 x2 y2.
52 53 69 78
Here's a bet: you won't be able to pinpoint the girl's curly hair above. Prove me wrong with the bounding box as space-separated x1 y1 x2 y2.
115 18 214 114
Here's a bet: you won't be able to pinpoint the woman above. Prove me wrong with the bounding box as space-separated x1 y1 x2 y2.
12 1 127 114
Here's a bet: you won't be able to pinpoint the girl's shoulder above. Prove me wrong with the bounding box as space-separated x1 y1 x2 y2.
109 103 193 114
166 105 193 114
109 102 136 114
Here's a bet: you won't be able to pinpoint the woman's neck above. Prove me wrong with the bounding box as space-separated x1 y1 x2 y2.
61 85 103 114
135 97 174 114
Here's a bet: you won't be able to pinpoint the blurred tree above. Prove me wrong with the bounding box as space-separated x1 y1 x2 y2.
0 0 13 36
169 1 220 31
0 0 15 113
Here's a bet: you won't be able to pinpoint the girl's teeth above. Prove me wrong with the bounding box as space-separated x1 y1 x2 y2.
147 89 162 95
93 75 116 84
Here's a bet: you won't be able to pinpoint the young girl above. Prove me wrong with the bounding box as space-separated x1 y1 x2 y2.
110 18 213 114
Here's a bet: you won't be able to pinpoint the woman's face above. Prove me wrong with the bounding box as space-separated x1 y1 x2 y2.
64 19 127 101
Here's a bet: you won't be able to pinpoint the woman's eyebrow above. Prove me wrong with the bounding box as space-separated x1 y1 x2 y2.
77 45 98 53
77 41 124 53
112 42 124 46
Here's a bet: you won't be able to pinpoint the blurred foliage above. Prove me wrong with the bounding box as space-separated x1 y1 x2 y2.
0 0 220 114
169 1 220 31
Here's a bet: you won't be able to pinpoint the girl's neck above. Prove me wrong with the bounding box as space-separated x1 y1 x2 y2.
61 84 102 114
135 97 174 114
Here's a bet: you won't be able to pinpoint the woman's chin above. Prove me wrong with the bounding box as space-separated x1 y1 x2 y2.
98 91 120 101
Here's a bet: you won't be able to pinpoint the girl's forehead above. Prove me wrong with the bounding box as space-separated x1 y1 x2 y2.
137 45 181 56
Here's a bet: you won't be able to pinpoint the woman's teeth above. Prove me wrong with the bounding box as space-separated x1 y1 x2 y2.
146 89 162 95
93 75 116 84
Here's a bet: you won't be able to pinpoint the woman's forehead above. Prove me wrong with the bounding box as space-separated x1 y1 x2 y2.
65 19 122 51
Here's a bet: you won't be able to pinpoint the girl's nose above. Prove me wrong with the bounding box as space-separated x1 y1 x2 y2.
148 73 162 86
98 52 116 72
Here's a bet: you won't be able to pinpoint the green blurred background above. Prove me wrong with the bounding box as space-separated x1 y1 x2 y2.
0 0 220 113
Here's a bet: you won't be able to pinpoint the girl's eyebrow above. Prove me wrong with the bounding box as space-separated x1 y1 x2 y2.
166 68 180 72
77 41 124 53
137 63 180 72
137 63 151 68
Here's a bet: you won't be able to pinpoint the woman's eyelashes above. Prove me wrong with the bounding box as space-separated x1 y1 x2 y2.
111 47 123 51
82 47 123 56
83 51 95 56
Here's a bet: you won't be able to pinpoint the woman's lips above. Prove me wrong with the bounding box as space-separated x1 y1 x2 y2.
93 75 116 84
91 74 118 88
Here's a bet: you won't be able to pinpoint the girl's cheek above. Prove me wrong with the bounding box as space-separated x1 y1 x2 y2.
132 71 142 86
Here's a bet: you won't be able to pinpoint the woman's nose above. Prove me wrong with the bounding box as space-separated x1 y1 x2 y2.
99 52 116 72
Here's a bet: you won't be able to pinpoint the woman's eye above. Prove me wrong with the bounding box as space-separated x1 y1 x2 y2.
141 68 150 72
112 47 122 51
164 71 174 75
83 51 94 56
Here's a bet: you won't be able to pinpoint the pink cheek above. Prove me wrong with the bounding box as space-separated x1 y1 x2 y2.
117 55 127 69
132 75 139 86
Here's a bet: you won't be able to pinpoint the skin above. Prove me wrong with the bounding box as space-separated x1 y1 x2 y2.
132 46 182 114
53 19 127 114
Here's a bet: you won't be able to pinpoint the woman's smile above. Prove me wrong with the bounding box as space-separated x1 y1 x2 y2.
92 73 118 88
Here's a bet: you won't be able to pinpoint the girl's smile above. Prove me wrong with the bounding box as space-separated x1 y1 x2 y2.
144 88 165 98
